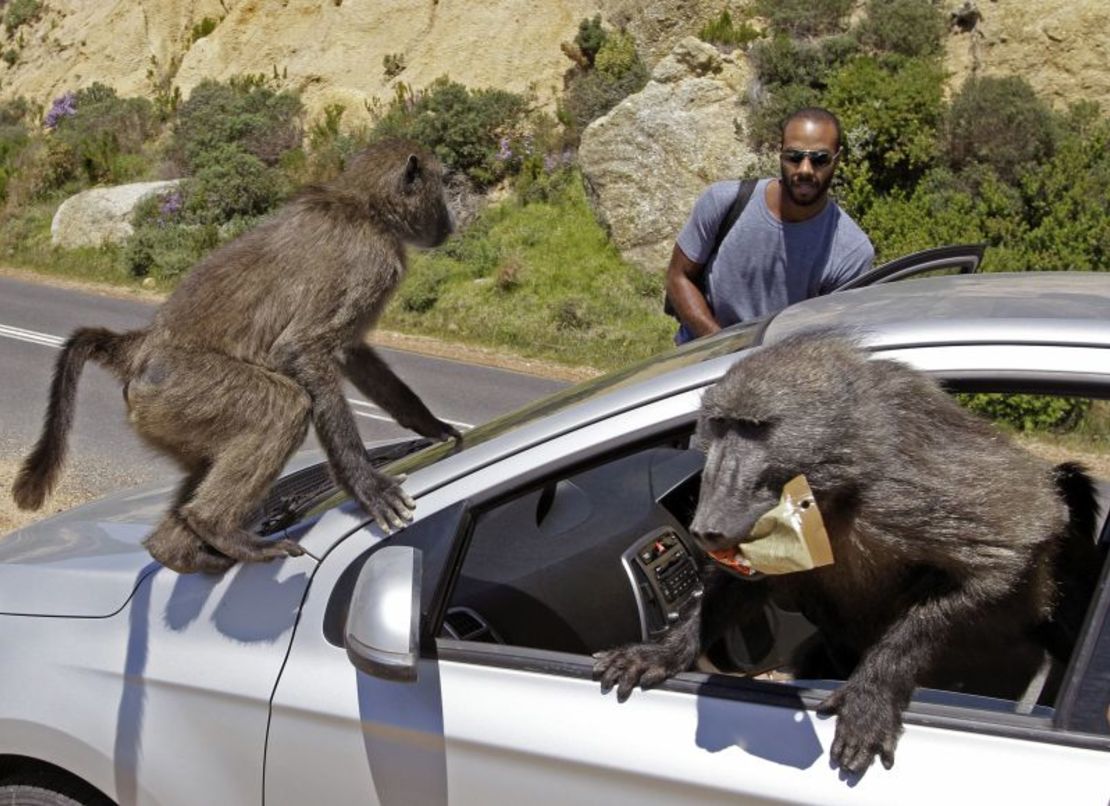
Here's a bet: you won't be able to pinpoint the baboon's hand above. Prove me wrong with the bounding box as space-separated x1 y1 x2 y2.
353 470 416 533
592 642 689 702
413 417 461 444
818 683 903 774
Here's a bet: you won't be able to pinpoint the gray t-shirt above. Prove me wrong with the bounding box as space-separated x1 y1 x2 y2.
676 178 874 333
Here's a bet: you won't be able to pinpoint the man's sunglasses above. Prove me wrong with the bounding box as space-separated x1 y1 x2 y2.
780 148 841 168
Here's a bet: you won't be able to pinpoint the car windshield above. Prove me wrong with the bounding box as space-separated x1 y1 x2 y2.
383 320 764 477
296 321 761 524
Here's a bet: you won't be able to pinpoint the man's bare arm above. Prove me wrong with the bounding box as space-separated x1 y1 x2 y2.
665 244 720 338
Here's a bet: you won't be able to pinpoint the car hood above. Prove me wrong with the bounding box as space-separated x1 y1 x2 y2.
0 450 338 618
0 480 174 617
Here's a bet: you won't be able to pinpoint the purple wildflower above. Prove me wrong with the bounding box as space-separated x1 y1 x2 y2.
44 91 77 129
496 136 513 162
158 190 184 223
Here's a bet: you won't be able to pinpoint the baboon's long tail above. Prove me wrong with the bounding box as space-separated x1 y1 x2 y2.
12 327 144 511
1043 461 1105 659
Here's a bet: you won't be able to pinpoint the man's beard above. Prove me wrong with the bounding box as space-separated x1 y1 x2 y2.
781 170 832 207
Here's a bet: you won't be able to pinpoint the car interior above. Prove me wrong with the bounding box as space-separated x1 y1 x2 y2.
441 391 1110 720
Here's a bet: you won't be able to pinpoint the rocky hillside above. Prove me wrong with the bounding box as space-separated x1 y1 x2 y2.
1 1 1107 124
0 0 732 123
945 0 1110 110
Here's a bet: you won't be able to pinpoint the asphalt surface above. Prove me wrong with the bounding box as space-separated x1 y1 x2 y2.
0 275 566 500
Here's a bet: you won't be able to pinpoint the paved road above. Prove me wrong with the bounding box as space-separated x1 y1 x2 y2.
0 275 566 499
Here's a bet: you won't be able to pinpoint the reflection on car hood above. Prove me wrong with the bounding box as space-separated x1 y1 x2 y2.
0 449 337 618
0 480 174 617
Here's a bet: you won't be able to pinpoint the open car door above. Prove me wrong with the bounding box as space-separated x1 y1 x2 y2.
835 243 986 292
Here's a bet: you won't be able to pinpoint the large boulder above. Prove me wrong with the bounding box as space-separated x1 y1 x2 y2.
578 36 760 272
51 180 182 249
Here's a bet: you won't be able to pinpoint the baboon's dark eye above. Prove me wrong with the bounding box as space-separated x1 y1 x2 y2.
734 418 771 439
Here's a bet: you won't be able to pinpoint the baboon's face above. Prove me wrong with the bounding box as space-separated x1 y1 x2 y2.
689 338 864 554
395 150 453 248
346 140 454 248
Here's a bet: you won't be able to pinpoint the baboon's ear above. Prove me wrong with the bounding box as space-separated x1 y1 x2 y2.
403 154 421 186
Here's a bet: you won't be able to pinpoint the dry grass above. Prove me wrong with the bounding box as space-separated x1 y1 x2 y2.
1016 433 1110 479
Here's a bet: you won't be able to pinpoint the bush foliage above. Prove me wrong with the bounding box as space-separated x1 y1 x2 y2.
957 394 1091 434
857 0 947 58
3 0 42 35
561 22 648 136
947 75 1058 184
754 0 855 37
370 77 530 187
171 76 303 173
697 9 763 50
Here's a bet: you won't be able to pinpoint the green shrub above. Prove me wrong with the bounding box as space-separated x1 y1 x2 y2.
3 0 41 35
858 165 1026 262
858 0 947 58
45 84 158 185
750 34 858 90
957 393 1091 434
396 260 452 312
594 30 640 78
1018 103 1110 272
292 102 371 182
171 76 304 173
2 48 17 67
561 59 648 135
123 223 219 281
0 97 30 126
825 55 946 196
698 9 763 50
370 77 530 186
575 14 606 67
182 144 287 224
754 0 854 37
947 75 1057 184
190 16 219 42
560 27 648 135
745 82 823 151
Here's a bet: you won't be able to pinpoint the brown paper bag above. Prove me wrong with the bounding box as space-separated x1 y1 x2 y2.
709 474 834 576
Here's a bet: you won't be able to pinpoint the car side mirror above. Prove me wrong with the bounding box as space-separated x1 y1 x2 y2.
344 545 422 682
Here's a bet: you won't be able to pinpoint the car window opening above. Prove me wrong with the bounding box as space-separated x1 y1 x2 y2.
439 392 1110 730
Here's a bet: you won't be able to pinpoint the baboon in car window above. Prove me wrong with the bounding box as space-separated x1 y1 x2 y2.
595 332 1102 774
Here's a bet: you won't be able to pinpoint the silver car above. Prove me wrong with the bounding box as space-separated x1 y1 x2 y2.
1 269 1109 805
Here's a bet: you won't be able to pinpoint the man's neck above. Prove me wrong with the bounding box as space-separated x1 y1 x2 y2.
766 179 830 223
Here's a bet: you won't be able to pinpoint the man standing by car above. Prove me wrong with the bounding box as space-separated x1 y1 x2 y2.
666 107 875 344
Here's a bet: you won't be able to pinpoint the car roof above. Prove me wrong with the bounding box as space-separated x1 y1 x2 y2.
764 272 1110 350
349 272 1110 505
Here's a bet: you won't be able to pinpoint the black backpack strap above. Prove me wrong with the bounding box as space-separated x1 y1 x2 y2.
665 178 759 320
710 177 759 260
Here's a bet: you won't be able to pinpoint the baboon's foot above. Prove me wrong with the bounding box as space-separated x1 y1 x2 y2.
592 642 690 702
179 506 306 564
144 516 235 575
350 469 416 533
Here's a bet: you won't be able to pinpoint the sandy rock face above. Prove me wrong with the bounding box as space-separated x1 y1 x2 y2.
51 180 182 248
577 37 759 273
944 0 1110 110
1 0 605 124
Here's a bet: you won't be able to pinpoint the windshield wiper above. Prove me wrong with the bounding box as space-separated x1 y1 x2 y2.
255 437 434 534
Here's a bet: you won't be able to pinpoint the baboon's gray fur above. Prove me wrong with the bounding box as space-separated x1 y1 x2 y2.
596 331 1102 775
13 139 459 573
